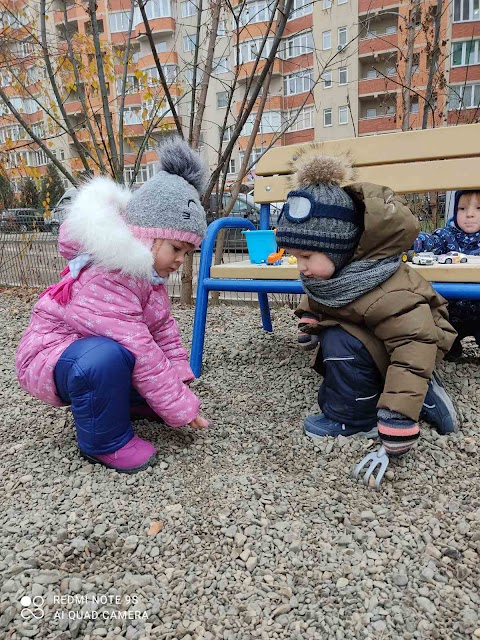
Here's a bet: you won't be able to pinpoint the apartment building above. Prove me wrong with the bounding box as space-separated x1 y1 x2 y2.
0 0 478 193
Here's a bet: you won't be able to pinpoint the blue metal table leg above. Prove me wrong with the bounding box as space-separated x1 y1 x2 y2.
191 278 208 378
258 292 273 332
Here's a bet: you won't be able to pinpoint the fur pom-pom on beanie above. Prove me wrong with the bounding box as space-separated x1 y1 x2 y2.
125 137 208 247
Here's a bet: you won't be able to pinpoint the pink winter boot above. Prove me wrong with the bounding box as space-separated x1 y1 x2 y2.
81 436 157 473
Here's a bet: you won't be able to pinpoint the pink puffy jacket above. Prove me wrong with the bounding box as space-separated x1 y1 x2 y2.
15 177 200 427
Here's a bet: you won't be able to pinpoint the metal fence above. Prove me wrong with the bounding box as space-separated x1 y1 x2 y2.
0 195 444 305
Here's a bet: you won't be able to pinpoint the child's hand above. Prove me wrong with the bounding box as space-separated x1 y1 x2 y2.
298 313 321 351
189 414 209 429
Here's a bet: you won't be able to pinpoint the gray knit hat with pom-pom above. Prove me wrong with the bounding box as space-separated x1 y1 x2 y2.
276 153 361 271
125 137 208 247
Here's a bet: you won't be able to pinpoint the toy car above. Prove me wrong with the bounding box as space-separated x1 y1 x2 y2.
401 250 416 263
437 251 468 264
412 252 437 265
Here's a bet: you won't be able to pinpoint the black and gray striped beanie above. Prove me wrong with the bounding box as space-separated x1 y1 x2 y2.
276 153 361 271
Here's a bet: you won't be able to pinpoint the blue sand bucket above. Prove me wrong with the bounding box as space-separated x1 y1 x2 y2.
241 230 277 264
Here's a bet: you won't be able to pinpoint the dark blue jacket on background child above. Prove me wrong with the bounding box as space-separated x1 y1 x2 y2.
414 190 480 358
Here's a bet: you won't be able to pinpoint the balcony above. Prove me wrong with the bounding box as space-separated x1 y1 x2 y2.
358 114 396 135
64 100 82 116
358 74 398 96
236 58 283 82
136 17 175 38
54 4 84 26
359 31 398 56
358 0 400 15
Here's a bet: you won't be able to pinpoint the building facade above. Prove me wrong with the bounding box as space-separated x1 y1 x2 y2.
0 0 479 194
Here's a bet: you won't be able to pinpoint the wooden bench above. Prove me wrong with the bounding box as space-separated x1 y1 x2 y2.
190 122 480 376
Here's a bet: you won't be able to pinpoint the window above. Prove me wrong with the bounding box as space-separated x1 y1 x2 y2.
109 11 130 33
228 157 236 174
218 20 227 36
119 75 141 93
140 0 171 19
155 41 168 53
386 66 396 76
284 31 313 58
217 91 229 108
85 19 104 35
164 65 178 82
366 107 377 118
243 111 282 135
183 33 197 51
239 147 263 169
184 68 202 85
16 40 35 58
283 69 313 95
222 125 234 142
448 83 480 109
213 57 231 74
239 0 275 25
239 38 274 63
181 0 197 17
410 98 419 113
123 107 142 125
385 25 397 34
9 97 37 114
338 26 348 48
453 0 479 22
288 106 314 131
0 70 11 87
322 0 332 8
338 67 348 85
452 40 480 66
322 31 331 50
338 0 348 4
26 67 38 84
366 68 377 79
31 122 45 138
323 70 332 88
323 108 332 126
289 0 313 20
338 105 348 124
386 104 396 114
60 149 65 161
124 164 157 184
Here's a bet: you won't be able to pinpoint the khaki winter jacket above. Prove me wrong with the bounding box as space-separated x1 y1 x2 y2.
295 182 457 421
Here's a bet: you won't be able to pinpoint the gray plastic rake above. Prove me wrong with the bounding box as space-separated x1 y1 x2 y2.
353 446 389 490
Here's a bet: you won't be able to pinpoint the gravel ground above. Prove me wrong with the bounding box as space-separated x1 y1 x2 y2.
0 288 479 640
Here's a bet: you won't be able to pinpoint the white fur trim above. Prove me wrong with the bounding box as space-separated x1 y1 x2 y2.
64 176 153 279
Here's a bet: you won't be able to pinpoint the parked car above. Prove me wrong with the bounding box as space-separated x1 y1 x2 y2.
437 251 468 264
45 187 76 233
207 193 281 252
412 252 437 265
0 208 46 233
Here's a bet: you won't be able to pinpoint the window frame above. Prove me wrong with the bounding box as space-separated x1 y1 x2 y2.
338 105 348 125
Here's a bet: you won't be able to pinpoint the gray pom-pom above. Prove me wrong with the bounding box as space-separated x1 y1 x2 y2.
156 137 208 192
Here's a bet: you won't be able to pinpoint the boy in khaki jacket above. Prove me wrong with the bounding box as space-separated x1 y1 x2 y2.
276 152 459 464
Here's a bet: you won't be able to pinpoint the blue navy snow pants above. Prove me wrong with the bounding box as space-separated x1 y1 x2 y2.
54 336 148 455
317 326 383 429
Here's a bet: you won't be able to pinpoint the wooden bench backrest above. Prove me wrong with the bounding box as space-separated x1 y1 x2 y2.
253 123 480 203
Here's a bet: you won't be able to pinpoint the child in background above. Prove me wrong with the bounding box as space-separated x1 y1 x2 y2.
276 152 459 477
414 190 480 358
16 138 209 473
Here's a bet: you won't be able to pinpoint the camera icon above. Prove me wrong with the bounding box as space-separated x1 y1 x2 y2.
20 595 45 620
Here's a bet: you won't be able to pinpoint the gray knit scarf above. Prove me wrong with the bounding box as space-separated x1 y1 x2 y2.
301 255 401 308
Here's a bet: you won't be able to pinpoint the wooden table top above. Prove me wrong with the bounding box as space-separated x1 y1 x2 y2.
210 258 480 283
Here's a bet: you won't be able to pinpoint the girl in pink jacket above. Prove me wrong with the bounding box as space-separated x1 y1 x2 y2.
16 138 209 473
